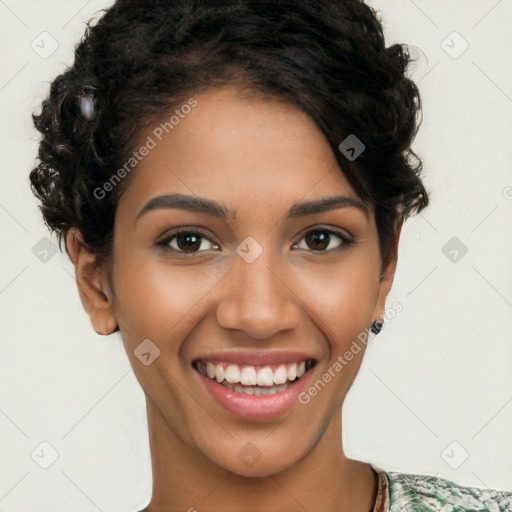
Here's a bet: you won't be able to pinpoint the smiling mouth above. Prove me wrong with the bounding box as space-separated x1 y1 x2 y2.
193 359 317 395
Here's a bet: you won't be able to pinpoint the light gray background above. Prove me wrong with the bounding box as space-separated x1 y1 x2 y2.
1 1 511 510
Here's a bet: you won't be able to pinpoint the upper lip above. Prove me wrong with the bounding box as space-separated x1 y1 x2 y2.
192 350 318 366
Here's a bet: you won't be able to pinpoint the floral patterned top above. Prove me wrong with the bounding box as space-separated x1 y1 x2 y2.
371 464 512 512
137 465 512 511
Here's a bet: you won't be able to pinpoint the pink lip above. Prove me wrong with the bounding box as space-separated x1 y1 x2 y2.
193 362 317 419
193 350 317 366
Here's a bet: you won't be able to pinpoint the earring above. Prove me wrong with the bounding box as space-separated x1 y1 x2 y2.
370 319 383 335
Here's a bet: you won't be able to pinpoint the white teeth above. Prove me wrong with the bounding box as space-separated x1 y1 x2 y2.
287 363 297 381
240 366 257 385
256 366 274 386
223 381 291 395
197 359 313 387
225 364 241 383
273 364 287 385
215 364 225 383
206 362 216 379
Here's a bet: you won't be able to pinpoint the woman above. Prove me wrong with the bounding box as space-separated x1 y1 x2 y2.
29 0 512 510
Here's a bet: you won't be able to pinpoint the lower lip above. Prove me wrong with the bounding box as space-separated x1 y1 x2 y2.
195 365 315 419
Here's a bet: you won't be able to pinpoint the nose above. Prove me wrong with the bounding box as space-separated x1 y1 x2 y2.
215 248 303 339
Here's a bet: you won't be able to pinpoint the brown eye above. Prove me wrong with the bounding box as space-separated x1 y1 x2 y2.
175 232 203 252
292 228 354 254
305 230 331 251
158 230 219 255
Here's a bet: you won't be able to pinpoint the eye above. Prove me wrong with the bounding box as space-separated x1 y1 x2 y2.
156 229 220 255
291 228 355 254
156 226 355 257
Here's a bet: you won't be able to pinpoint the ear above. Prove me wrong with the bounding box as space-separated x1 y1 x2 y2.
371 214 405 325
65 229 118 336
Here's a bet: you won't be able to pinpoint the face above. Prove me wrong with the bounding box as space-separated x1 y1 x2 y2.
69 85 401 477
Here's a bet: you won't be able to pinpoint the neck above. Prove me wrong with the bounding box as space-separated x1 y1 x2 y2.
142 397 376 512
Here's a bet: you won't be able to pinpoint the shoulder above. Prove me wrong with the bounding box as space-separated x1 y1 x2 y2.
385 470 512 512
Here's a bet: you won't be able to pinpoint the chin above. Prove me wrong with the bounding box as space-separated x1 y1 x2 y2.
207 442 307 478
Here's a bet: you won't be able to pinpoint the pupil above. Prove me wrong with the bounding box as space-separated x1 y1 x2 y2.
306 230 329 251
178 233 200 252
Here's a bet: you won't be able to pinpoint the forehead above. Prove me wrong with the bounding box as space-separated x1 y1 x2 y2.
117 86 360 218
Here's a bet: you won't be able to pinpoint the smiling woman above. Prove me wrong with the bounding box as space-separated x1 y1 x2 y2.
28 1 512 511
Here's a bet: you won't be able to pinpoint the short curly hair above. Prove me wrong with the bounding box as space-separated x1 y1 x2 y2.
30 0 429 271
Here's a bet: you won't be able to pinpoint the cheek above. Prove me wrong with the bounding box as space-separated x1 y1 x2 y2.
112 246 225 342
296 257 379 340
301 262 378 400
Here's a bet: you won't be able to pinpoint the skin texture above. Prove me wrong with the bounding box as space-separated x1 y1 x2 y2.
66 86 403 512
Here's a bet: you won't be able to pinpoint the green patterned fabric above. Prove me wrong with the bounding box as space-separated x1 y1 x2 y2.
387 471 512 511
137 469 512 511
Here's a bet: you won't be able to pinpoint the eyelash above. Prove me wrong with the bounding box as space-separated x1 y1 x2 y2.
155 227 356 257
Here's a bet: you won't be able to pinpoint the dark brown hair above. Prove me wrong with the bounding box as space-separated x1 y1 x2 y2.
30 0 429 271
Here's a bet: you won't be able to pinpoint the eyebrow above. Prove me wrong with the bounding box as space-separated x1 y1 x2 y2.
135 192 370 224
